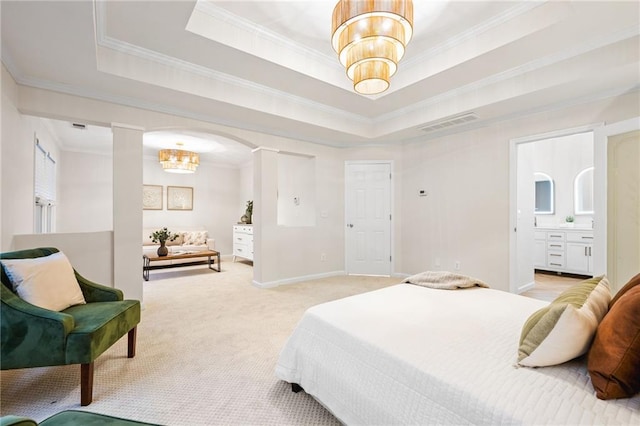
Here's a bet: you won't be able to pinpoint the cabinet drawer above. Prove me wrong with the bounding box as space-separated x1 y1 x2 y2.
546 232 565 241
547 251 565 268
233 243 249 256
234 234 250 244
566 232 593 243
233 225 253 234
547 241 564 250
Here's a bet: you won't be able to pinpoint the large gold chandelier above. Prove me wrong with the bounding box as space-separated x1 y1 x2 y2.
158 143 199 173
331 0 413 95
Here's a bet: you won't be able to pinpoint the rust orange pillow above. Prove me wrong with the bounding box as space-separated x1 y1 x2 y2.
609 272 640 308
587 285 640 399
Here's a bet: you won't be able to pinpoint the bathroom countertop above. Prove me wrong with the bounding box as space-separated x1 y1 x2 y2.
534 225 593 230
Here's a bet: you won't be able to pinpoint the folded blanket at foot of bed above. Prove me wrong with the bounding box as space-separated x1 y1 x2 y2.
402 270 490 289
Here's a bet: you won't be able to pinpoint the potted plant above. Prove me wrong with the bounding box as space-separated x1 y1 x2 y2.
150 227 179 257
241 200 253 224
565 215 575 227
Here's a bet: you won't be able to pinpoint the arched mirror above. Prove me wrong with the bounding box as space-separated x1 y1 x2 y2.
574 166 594 215
534 172 554 214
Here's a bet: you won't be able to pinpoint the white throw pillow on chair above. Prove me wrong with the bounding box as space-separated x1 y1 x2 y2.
1 251 86 311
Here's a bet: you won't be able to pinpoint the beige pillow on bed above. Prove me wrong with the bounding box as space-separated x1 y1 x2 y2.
517 275 610 367
1 252 86 311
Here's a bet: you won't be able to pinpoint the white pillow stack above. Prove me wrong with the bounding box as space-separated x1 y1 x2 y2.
517 275 611 367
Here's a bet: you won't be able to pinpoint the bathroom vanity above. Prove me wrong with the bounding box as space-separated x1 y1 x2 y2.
534 227 594 276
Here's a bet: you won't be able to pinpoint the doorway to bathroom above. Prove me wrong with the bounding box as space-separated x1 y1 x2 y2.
511 126 596 296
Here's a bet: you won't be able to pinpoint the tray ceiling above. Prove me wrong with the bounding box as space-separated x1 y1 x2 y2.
2 0 639 148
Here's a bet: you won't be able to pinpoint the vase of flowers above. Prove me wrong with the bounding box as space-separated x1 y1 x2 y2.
150 227 179 257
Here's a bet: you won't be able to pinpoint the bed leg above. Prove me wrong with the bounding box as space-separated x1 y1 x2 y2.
291 383 303 393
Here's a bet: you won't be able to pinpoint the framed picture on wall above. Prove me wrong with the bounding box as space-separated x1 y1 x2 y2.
167 186 193 210
143 185 163 210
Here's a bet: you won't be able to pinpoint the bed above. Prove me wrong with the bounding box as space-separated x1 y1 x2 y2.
275 284 640 425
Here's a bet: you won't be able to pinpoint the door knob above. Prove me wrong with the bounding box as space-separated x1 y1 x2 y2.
347 224 354 228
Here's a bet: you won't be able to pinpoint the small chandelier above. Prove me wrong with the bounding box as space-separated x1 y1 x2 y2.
158 143 199 173
331 0 413 95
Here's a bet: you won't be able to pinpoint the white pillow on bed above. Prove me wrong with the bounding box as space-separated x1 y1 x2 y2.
1 252 86 311
518 275 610 367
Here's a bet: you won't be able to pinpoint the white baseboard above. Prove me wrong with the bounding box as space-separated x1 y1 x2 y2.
252 271 346 288
392 272 410 279
517 281 536 294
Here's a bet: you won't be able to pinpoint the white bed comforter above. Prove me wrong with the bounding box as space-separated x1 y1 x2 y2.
275 284 640 425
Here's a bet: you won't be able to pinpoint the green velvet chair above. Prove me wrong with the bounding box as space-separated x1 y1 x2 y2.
0 410 159 425
1 247 141 406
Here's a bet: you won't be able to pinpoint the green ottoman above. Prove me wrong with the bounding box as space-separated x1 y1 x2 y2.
0 410 160 426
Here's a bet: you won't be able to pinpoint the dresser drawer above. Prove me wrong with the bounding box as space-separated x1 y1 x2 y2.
234 234 251 244
233 243 249 257
233 225 253 235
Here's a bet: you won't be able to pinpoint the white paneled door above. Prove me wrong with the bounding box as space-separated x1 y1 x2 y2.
345 162 391 276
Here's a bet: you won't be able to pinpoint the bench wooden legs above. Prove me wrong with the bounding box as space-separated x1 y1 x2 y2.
81 363 94 406
128 327 137 358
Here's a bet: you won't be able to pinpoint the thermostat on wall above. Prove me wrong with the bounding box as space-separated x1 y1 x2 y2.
418 189 428 197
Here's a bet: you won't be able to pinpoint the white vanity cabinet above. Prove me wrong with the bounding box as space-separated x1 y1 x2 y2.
534 231 547 268
233 225 254 262
565 231 594 274
534 228 593 276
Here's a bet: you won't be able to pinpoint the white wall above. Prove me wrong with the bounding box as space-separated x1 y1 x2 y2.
58 150 247 256
6 74 639 292
143 157 241 255
1 65 26 251
238 161 253 220
277 153 316 227
58 151 113 232
13 231 113 286
400 93 639 292
1 66 61 250
253 143 346 286
533 132 594 228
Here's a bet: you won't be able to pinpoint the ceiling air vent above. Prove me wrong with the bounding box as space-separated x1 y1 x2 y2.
71 123 86 130
418 112 478 133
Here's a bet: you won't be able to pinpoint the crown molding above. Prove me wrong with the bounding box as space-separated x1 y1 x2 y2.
94 1 367 125
403 1 546 69
12 73 354 148
194 0 337 68
97 34 368 123
379 24 640 124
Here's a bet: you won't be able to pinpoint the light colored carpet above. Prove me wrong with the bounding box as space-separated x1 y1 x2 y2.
0 259 399 425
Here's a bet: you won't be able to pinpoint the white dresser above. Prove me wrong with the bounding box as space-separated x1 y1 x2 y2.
233 225 253 262
534 228 593 275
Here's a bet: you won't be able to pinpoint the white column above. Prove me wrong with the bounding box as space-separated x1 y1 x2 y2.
112 124 144 301
252 147 279 286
